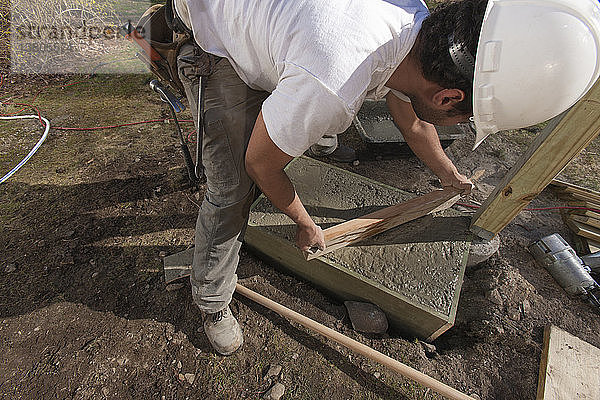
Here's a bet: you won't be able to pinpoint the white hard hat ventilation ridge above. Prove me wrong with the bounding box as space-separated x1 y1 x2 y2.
448 33 475 80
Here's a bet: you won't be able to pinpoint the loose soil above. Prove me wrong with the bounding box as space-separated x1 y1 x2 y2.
2 73 600 400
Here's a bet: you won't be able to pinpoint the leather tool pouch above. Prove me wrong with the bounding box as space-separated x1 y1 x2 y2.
134 3 190 97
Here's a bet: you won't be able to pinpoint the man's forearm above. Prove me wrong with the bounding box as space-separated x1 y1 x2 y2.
250 165 314 228
402 120 459 181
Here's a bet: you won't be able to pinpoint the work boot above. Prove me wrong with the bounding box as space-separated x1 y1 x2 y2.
203 306 243 356
306 144 357 163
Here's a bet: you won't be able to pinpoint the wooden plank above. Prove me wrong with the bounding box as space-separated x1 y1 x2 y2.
565 192 600 206
569 214 600 230
471 79 600 240
536 325 600 400
568 209 600 220
567 201 600 212
588 239 600 253
566 219 600 243
551 179 600 203
305 188 462 260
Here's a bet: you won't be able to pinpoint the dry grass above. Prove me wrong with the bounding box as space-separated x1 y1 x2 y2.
0 0 10 73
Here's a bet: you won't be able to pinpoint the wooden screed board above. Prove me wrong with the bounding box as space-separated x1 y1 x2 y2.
245 156 471 340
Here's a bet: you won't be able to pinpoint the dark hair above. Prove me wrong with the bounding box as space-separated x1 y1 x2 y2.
414 0 488 114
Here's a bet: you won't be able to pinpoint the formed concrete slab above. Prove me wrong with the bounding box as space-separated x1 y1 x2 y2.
245 156 471 340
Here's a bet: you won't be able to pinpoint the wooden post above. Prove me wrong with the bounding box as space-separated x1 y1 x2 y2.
471 80 600 240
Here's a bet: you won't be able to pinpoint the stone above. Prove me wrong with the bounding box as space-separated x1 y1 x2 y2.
159 251 167 258
177 373 185 382
373 372 381 379
485 289 503 306
263 383 285 400
92 272 99 278
4 264 16 273
184 373 195 384
420 341 437 358
344 301 388 334
291 353 299 360
177 360 182 370
166 283 185 292
467 235 500 267
263 364 282 381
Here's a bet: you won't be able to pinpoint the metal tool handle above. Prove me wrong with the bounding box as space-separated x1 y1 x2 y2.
150 79 185 113
150 80 197 186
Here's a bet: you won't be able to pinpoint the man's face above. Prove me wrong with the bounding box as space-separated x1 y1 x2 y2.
410 94 472 126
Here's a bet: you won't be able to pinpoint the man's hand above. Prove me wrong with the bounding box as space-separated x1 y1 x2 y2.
439 171 473 194
296 221 325 252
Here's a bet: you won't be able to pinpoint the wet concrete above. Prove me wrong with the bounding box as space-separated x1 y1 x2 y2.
249 157 471 317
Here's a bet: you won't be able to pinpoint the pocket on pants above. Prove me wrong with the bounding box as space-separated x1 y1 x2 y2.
203 118 240 193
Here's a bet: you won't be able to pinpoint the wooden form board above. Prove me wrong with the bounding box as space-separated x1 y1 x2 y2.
536 325 600 400
246 156 471 341
471 79 600 240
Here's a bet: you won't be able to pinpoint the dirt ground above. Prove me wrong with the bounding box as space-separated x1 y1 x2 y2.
1 73 600 400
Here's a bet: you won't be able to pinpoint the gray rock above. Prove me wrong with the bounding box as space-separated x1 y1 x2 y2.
166 283 185 292
263 364 282 381
420 341 437 358
344 301 388 334
264 383 285 400
4 264 16 273
467 235 501 267
184 373 195 384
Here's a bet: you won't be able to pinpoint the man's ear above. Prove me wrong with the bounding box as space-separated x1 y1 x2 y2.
432 88 465 108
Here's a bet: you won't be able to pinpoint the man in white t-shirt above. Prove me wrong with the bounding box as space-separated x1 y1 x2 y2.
173 0 487 355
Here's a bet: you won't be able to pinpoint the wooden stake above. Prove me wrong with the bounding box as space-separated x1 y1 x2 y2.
236 283 475 400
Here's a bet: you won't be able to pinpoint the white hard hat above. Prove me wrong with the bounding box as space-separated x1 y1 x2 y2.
472 0 600 149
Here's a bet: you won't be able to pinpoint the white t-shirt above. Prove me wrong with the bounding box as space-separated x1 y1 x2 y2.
175 0 428 156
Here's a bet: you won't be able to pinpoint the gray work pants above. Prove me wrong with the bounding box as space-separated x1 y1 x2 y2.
177 43 337 313
178 43 269 313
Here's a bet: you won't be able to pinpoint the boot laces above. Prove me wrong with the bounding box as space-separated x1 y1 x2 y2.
211 309 225 323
